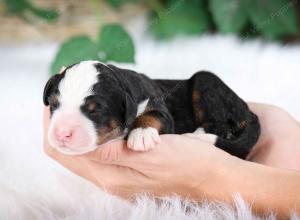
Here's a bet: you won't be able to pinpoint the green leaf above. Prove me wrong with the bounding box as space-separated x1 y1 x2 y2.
4 0 59 21
209 0 248 33
149 0 210 39
50 36 100 74
4 0 29 13
243 0 298 39
107 0 140 8
98 24 135 63
29 6 59 21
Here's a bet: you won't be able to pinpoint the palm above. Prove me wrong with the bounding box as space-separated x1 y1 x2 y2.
247 103 300 170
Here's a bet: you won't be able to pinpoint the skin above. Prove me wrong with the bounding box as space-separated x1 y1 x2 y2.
43 103 300 218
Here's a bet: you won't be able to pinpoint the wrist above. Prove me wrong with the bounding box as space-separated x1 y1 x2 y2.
186 151 242 202
191 156 300 218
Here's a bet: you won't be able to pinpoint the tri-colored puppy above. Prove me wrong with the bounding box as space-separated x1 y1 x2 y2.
43 61 260 158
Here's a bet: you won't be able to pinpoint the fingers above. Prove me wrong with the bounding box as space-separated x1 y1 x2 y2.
43 106 132 168
84 134 186 166
45 143 148 198
42 107 151 197
84 139 144 167
85 140 127 163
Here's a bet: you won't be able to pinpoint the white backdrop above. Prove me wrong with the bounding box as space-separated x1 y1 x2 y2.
0 29 300 219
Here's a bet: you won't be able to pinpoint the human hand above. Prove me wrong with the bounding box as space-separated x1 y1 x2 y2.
44 104 300 218
43 103 300 198
43 107 237 200
247 103 300 170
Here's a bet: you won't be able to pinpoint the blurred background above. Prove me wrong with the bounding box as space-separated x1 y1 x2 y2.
1 0 300 219
2 0 300 73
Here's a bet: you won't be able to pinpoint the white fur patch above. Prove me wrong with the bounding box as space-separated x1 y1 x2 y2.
193 127 206 134
183 127 217 145
58 60 100 110
136 98 149 117
195 133 217 144
48 109 98 155
48 61 102 154
127 127 160 151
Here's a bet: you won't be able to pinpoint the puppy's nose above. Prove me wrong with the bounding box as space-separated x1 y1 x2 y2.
55 128 73 142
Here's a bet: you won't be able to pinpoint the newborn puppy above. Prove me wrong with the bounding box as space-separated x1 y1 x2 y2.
43 61 260 158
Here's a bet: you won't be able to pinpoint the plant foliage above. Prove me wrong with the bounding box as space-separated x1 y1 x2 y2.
150 0 210 39
107 0 142 8
50 24 135 74
4 0 298 74
98 24 135 63
243 0 298 39
107 0 299 40
4 0 58 21
209 0 248 34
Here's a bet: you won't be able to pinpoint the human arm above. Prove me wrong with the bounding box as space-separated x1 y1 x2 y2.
43 104 300 218
248 103 300 170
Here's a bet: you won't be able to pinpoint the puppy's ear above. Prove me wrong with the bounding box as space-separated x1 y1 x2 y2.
43 74 61 106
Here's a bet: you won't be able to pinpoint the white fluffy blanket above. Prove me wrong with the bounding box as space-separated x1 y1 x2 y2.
1 30 300 219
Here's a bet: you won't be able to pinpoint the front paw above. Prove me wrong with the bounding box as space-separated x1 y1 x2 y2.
127 127 160 151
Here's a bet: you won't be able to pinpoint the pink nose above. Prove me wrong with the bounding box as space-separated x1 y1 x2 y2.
55 128 73 142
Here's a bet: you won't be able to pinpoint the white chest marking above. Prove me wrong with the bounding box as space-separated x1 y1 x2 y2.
136 98 149 117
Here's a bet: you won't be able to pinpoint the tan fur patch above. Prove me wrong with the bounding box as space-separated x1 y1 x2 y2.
192 90 204 123
133 114 162 130
109 119 119 129
239 120 247 129
96 119 121 145
192 90 201 103
97 128 107 145
49 95 58 106
87 101 96 112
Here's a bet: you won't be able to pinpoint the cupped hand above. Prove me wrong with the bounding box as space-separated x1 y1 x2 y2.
43 103 300 199
43 107 236 200
247 103 300 170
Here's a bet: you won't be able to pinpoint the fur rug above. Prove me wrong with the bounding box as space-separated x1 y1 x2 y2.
1 26 300 219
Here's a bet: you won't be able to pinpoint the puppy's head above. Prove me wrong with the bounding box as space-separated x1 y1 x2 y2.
43 61 134 155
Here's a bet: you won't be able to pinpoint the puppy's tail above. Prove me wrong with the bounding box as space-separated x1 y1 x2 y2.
215 112 261 159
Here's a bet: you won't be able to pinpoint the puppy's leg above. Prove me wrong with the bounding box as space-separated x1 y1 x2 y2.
190 71 257 158
127 99 174 151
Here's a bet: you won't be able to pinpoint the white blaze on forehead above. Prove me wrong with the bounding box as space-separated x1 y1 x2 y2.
58 60 100 109
48 61 102 155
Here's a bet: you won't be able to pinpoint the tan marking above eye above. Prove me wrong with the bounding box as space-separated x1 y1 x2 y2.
49 95 58 105
87 101 96 111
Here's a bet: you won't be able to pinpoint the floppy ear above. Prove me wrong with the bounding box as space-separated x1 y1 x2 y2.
43 74 61 106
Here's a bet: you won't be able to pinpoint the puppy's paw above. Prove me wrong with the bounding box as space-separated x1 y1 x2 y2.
127 127 160 151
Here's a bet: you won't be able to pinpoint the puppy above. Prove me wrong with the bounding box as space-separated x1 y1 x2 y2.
43 61 260 158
